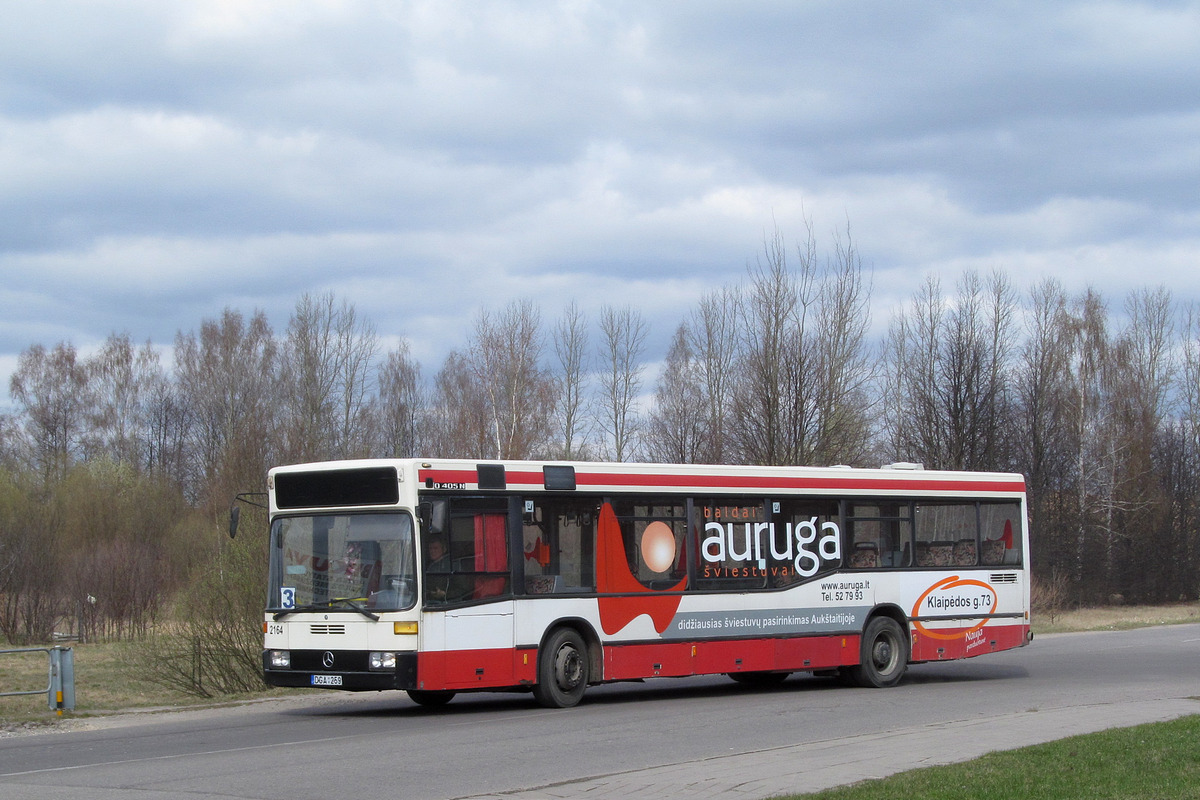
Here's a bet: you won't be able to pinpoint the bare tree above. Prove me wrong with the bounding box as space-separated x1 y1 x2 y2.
377 340 424 457
596 304 648 462
174 308 277 508
643 323 707 463
883 270 1016 471
1183 303 1200 477
9 342 91 482
277 292 379 462
1178 303 1200 598
688 286 739 463
1106 287 1176 599
0 414 22 470
1061 288 1113 597
1015 279 1077 585
882 275 944 464
468 299 556 459
85 333 165 471
730 226 804 465
810 222 875 464
729 220 875 466
331 300 380 459
279 292 339 461
428 350 492 458
551 301 591 459
143 366 190 486
0 476 63 644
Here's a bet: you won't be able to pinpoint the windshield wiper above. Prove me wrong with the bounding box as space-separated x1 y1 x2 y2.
274 597 380 622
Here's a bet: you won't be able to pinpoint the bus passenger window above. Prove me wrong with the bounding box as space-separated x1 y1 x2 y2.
847 503 912 569
771 499 841 586
980 502 1022 566
424 497 511 606
611 500 688 590
521 499 596 594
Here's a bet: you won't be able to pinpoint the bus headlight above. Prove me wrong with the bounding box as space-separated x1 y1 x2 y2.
369 651 398 671
269 650 291 669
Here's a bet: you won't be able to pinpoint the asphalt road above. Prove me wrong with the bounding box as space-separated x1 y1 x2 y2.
2 624 1198 800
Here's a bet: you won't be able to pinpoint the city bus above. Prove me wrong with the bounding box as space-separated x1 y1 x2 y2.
261 458 1030 707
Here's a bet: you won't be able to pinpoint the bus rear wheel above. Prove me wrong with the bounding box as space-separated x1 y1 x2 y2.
408 689 456 707
850 616 908 688
533 627 589 708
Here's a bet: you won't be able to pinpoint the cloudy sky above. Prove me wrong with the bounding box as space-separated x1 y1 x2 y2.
3 1 1198 407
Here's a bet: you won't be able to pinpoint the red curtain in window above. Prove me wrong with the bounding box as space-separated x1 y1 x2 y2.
473 513 508 598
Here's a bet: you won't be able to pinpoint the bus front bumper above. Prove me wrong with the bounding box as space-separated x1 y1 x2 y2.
262 650 418 691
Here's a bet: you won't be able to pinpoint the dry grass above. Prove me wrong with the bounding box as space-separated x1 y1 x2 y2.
0 640 288 732
1032 601 1200 634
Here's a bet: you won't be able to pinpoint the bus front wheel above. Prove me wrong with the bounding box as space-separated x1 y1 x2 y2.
850 616 908 688
533 627 589 708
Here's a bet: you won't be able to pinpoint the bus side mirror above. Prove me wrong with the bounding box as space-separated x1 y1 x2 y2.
229 506 240 539
419 499 447 536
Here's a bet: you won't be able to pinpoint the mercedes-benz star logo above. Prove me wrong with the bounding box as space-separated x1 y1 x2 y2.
322 651 335 669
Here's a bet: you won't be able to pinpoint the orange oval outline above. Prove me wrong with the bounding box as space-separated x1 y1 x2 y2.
911 575 997 641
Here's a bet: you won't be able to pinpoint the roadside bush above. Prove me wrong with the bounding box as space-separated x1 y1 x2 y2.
136 510 267 697
1031 570 1071 625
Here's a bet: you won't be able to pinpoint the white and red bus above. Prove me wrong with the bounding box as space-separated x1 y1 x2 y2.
261 458 1030 707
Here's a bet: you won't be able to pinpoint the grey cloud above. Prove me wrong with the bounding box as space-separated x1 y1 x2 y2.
2 0 1199 402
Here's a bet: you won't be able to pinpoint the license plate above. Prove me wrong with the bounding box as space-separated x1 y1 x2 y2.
311 674 343 686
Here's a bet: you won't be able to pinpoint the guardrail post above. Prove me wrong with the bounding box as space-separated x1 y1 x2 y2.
48 646 75 714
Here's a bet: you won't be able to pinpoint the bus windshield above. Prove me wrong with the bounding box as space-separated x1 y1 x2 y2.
270 512 417 613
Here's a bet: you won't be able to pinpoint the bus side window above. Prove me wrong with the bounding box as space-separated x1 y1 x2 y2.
425 497 512 605
914 503 977 568
772 499 841 586
522 499 597 594
847 503 912 569
611 499 688 590
980 502 1022 566
694 499 770 590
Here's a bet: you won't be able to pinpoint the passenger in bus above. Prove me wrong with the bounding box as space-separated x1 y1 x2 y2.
426 538 451 572
342 541 381 597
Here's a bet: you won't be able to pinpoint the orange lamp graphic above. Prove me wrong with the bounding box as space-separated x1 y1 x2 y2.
596 503 687 635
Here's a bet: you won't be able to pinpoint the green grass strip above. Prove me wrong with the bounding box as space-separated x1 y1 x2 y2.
781 714 1200 800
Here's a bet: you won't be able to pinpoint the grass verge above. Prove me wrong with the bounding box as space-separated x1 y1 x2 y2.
0 640 289 732
1032 601 1200 634
775 714 1200 800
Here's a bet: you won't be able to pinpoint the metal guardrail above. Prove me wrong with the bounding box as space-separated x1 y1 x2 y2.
0 646 75 715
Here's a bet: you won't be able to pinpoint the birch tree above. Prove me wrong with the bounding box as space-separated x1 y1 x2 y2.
378 340 424 457
596 304 648 462
551 301 591 459
9 342 91 482
468 299 555 460
643 323 707 463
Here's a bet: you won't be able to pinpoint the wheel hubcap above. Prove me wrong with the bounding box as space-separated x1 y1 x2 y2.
555 646 583 689
874 638 894 669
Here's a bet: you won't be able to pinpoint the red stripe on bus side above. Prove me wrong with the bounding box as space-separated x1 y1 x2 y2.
415 634 862 691
604 634 860 680
414 622 1030 693
418 468 1025 495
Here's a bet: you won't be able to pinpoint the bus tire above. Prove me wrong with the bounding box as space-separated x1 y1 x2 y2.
850 616 908 688
408 689 456 707
533 627 589 708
